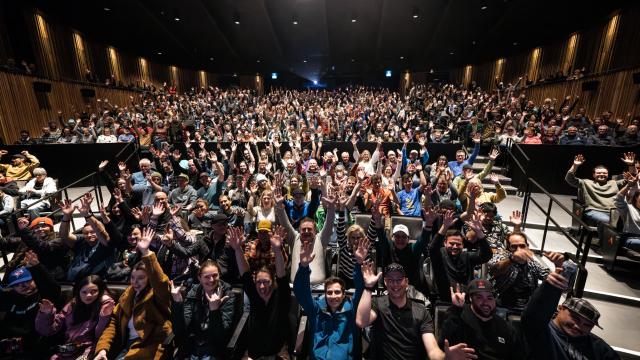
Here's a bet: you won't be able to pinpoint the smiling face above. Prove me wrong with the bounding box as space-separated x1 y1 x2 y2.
470 291 496 320
593 167 609 184
384 271 408 301
13 280 37 296
554 307 595 338
79 283 100 305
130 269 148 294
445 234 464 256
325 282 346 312
255 271 274 302
199 264 220 294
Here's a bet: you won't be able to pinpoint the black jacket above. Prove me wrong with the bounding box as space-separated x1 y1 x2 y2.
171 282 235 358
521 282 619 360
171 234 239 284
439 304 521 360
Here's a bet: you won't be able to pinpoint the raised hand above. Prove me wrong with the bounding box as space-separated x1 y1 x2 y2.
17 216 30 230
489 172 500 184
361 260 382 289
543 251 565 268
39 298 55 314
169 280 184 303
353 236 370 265
130 207 142 221
98 160 109 172
118 161 127 172
141 206 152 224
573 154 585 167
370 200 384 229
421 206 439 226
299 239 316 267
270 225 286 249
511 246 533 264
442 210 458 230
60 199 77 217
450 284 466 308
472 133 481 144
226 227 245 250
205 287 229 311
509 210 522 229
99 205 110 223
152 201 166 217
621 152 636 166
78 193 94 217
444 339 477 360
94 350 109 360
137 227 155 256
23 250 40 267
169 204 182 217
545 267 569 291
489 148 500 161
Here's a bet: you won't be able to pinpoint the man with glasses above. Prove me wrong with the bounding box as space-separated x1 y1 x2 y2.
356 263 476 360
489 232 564 312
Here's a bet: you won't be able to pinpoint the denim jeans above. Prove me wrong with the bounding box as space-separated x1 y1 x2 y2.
584 209 610 225
623 236 640 251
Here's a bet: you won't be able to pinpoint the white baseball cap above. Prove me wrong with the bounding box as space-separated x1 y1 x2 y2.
392 224 410 236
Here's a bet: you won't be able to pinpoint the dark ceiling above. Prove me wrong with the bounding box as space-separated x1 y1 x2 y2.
26 0 629 80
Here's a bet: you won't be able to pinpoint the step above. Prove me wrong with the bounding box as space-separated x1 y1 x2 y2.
480 174 512 186
471 162 507 175
482 183 518 195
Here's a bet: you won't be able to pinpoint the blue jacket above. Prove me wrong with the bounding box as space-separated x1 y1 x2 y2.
448 142 480 177
293 264 364 360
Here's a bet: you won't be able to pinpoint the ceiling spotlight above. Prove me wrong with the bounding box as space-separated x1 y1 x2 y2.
513 42 518 46
157 51 163 55
429 69 434 74
209 57 214 61
303 60 307 63
400 56 404 60
412 7 419 19
449 52 454 55
351 18 357 23
233 73 238 77
351 59 355 62
234 13 240 25
472 40 476 45
173 8 180 21
313 80 318 85
481 5 488 10
292 14 299 25
256 60 261 63
293 20 298 25
104 7 111 12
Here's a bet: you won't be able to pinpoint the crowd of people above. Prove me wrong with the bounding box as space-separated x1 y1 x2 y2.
0 81 635 359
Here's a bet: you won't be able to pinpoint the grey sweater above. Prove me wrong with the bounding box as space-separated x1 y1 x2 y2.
565 171 622 211
615 192 640 235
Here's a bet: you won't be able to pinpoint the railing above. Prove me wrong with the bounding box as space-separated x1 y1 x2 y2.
0 142 139 276
505 142 593 297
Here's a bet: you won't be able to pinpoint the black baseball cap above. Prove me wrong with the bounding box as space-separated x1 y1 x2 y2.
467 278 495 295
562 297 602 328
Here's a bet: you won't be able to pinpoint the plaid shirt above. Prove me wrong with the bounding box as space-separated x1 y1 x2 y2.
489 250 550 309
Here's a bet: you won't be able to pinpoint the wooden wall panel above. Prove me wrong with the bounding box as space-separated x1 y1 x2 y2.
0 72 141 143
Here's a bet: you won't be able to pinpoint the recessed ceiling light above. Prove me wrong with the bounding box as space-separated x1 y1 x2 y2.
104 7 111 11
351 59 355 62
174 17 180 21
400 56 404 60
481 5 488 10
351 18 357 23
449 52 454 55
293 20 298 25
209 57 214 61
157 52 163 55
303 60 307 63
256 60 261 63
513 42 518 46
233 73 237 77
472 41 476 45
234 20 240 25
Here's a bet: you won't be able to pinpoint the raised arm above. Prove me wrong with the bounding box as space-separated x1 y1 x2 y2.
355 260 381 328
227 226 250 276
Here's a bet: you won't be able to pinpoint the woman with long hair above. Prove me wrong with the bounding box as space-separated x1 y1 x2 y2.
93 227 172 360
36 275 115 360
170 260 235 359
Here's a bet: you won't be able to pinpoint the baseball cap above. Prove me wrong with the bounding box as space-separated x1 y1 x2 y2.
462 164 473 171
392 224 409 237
12 154 26 160
178 173 190 181
255 174 268 183
467 278 495 295
30 217 53 229
384 263 406 277
212 213 228 223
292 188 305 196
7 266 32 287
257 219 272 232
562 297 602 328
199 172 210 179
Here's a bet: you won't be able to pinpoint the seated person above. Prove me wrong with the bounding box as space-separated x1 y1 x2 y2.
35 275 115 360
0 170 19 196
168 174 197 211
187 198 216 231
0 189 14 233
521 267 619 359
293 237 367 360
170 260 235 359
429 210 492 302
565 155 623 226
0 150 40 181
93 227 173 360
614 174 640 255
488 232 563 312
0 251 61 360
227 226 292 359
19 167 57 218
355 263 475 360
438 279 521 359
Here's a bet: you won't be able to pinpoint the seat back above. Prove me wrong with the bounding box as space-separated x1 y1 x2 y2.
390 216 424 240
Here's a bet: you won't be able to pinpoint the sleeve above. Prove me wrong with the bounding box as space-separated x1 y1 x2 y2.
352 263 364 307
467 142 480 165
565 170 581 188
491 184 507 203
293 265 318 315
171 300 188 337
476 160 494 181
319 204 335 247
336 211 348 251
34 304 65 336
95 297 116 339
95 304 120 354
141 253 171 310
468 238 492 266
521 282 562 339
615 193 629 215
29 263 61 305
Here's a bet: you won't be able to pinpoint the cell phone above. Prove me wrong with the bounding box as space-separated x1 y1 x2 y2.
562 259 578 291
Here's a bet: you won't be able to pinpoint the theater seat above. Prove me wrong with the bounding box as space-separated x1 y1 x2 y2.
390 216 424 240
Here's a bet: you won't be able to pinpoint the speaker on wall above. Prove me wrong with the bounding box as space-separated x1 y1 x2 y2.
33 81 51 93
80 88 96 98
581 80 599 92
633 72 640 84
